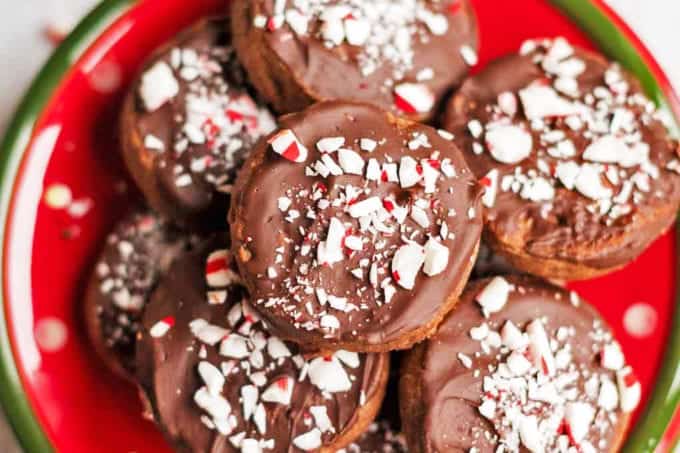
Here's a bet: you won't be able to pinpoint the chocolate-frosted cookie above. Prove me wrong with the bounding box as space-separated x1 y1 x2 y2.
83 207 199 381
230 101 483 352
340 420 407 453
121 17 276 229
400 275 641 453
231 0 478 121
442 37 680 280
136 239 389 453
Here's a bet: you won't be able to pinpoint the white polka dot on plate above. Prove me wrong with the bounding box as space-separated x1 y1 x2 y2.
44 183 72 209
623 303 658 338
34 317 68 352
88 60 122 94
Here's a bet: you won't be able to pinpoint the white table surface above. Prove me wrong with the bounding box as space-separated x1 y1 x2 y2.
0 0 679 451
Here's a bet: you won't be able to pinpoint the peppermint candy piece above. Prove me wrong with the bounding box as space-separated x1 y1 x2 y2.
399 156 422 188
476 277 510 315
423 238 449 276
574 164 613 200
261 376 295 405
617 366 641 412
317 217 345 265
518 84 576 119
391 243 426 290
485 125 533 164
316 137 344 153
394 83 435 114
600 343 625 371
139 61 179 111
526 319 556 376
268 129 308 163
293 428 322 451
150 316 174 338
205 250 240 287
480 169 499 208
194 386 231 420
564 402 595 443
308 356 352 393
198 361 225 395
338 148 365 175
583 135 629 164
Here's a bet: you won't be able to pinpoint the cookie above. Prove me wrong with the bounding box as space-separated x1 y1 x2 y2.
340 420 407 453
231 0 478 121
120 17 276 229
83 207 198 381
135 239 390 452
442 37 680 280
230 101 483 352
400 275 641 453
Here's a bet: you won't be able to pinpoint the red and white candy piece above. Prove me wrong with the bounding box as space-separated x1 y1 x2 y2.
480 169 499 208
261 376 295 405
394 83 435 114
268 129 308 163
526 319 556 376
149 316 174 338
475 277 510 315
399 156 422 188
485 125 533 164
391 243 426 290
317 218 345 265
307 355 352 393
205 250 240 287
564 402 595 443
617 366 641 412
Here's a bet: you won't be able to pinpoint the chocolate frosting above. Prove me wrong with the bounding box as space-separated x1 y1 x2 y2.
136 238 388 452
127 17 275 227
239 0 477 119
413 275 634 452
443 39 680 270
86 206 197 375
230 101 483 349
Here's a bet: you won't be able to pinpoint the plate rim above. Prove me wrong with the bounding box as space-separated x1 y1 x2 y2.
0 0 678 451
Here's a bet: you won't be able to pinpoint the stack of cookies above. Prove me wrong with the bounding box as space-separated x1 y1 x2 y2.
83 2 680 452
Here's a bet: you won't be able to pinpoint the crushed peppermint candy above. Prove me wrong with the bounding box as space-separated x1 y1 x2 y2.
93 208 195 365
254 0 471 115
449 36 680 231
435 278 641 452
136 19 275 195
145 247 383 451
234 108 482 345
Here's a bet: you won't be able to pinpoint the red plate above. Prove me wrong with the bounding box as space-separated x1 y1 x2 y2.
0 0 678 451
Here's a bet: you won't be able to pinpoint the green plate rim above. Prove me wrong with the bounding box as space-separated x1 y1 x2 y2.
0 0 135 451
0 0 678 452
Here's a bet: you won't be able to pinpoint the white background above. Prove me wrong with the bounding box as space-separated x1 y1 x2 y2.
0 0 679 451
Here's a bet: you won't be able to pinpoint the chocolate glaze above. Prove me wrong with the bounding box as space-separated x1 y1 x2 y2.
136 238 389 452
443 40 680 271
84 206 197 377
232 0 478 120
230 101 483 349
123 17 275 229
407 275 632 452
